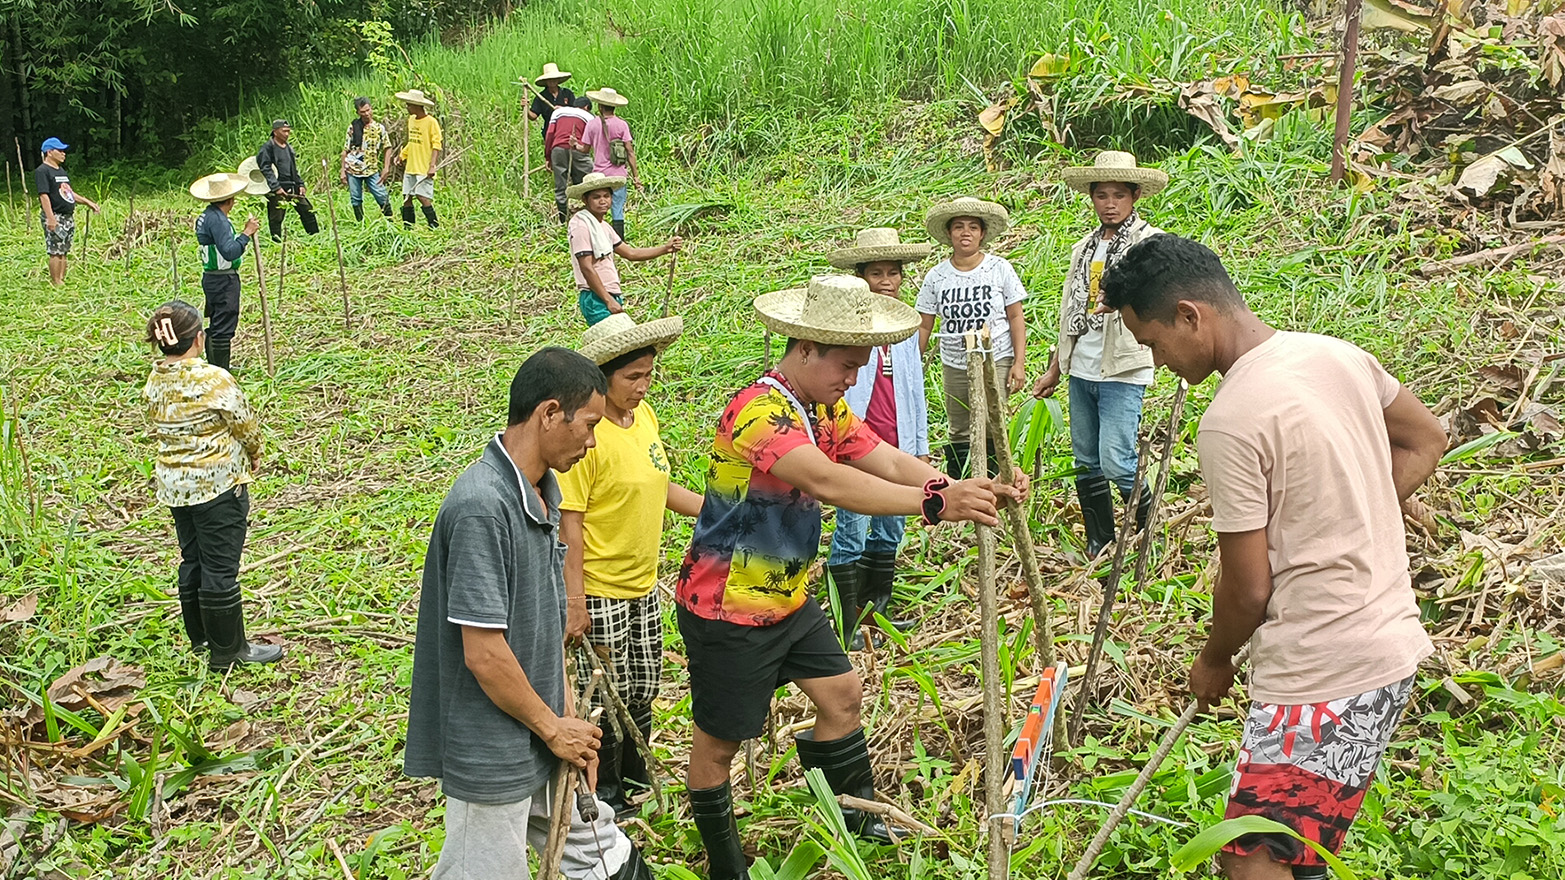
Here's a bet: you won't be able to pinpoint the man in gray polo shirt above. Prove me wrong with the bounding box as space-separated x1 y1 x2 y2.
405 347 653 880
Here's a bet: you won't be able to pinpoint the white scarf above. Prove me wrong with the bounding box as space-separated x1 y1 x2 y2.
581 210 615 260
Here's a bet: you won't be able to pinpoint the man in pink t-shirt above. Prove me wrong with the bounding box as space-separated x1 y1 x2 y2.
572 87 639 239
1102 234 1447 880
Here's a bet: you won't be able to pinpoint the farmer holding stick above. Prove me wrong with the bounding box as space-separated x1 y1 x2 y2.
547 96 595 224
676 275 1027 878
34 137 101 287
526 62 576 159
190 173 260 371
254 120 320 242
566 171 679 325
559 314 702 818
1101 234 1446 880
404 348 653 880
390 89 443 228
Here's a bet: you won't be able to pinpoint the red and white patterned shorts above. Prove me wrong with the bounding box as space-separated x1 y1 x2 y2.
1223 674 1416 866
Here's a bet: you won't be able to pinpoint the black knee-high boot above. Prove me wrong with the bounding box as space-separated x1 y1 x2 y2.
1121 483 1153 533
825 563 865 651
595 719 630 817
944 443 971 480
206 338 232 371
689 781 750 880
400 203 416 227
611 218 625 240
794 728 895 844
204 605 283 672
352 204 364 221
1076 474 1117 557
620 704 654 793
857 551 913 631
421 204 439 228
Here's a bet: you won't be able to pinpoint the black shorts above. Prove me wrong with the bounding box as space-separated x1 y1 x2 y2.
676 600 853 742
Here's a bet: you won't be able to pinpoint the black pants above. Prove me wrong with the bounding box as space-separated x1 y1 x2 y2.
170 485 250 646
265 191 320 240
201 272 242 342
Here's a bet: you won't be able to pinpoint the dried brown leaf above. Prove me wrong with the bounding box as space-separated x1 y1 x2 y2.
27 657 147 723
1477 364 1526 393
1 593 37 623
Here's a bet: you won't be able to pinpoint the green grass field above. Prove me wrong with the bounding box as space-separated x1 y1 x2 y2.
2 1 1563 878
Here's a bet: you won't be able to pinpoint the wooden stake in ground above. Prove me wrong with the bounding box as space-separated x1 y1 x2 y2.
524 113 532 201
539 666 601 879
967 333 1011 880
81 206 90 258
660 252 679 318
168 230 179 295
322 159 352 332
249 235 278 376
1330 0 1364 183
277 220 287 309
125 194 134 275
5 161 12 216
762 328 773 370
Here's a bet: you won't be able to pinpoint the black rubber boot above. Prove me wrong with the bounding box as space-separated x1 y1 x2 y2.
794 728 895 845
556 201 569 224
299 208 321 235
611 218 626 241
944 442 971 480
400 203 416 227
857 552 914 632
611 844 654 880
421 204 439 228
204 607 283 672
620 704 654 795
689 782 750 880
826 563 865 651
595 721 632 818
1121 484 1153 534
379 201 393 218
206 338 232 371
1291 867 1328 880
177 585 205 651
1076 474 1117 558
352 204 364 222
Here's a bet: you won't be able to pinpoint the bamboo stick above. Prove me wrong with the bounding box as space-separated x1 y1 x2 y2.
277 219 286 309
581 644 668 812
968 335 1010 879
249 237 278 376
524 113 532 201
322 160 352 332
661 252 679 318
980 354 1055 672
539 667 601 879
168 230 179 295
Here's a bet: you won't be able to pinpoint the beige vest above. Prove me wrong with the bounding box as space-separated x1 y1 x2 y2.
1056 225 1160 380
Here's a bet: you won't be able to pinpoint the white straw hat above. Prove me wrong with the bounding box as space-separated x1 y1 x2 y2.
924 197 1010 246
585 87 629 107
534 62 572 84
826 227 934 269
567 172 627 201
394 89 438 108
580 313 684 365
753 275 920 346
235 157 270 195
189 173 250 203
1061 150 1169 196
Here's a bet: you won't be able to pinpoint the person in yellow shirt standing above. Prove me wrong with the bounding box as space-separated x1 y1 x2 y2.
390 89 443 228
558 313 702 818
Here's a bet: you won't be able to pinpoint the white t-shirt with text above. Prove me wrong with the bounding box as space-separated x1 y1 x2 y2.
915 254 1028 369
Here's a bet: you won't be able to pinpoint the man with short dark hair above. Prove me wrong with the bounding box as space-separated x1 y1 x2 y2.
405 346 652 880
35 137 101 286
678 275 1027 879
255 120 321 242
340 98 394 221
1101 234 1446 880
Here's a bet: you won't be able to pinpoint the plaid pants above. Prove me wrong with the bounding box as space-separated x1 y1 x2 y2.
582 592 662 713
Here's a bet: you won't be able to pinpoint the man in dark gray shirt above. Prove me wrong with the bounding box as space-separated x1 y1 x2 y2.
405 347 652 880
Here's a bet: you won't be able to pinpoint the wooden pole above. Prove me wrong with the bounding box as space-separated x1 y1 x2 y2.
660 252 679 318
14 139 24 191
539 665 600 879
762 328 773 370
967 334 1010 879
5 161 12 216
125 194 134 275
980 355 1055 672
524 113 532 201
81 206 90 258
323 160 352 332
277 218 286 309
249 235 278 376
169 230 179 295
1330 0 1364 183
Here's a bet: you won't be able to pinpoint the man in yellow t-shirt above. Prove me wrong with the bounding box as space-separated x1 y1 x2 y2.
390 89 443 228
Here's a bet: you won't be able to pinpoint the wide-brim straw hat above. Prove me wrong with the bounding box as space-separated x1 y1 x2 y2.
534 62 572 84
580 313 684 365
924 197 1010 246
585 87 629 107
567 172 627 201
394 89 437 108
189 172 250 203
754 274 920 346
1062 150 1169 196
827 227 933 269
235 157 270 195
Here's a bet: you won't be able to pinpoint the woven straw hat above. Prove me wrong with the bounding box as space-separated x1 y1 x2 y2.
924 197 1010 246
189 173 249 203
826 227 934 270
394 89 437 108
567 171 627 201
235 157 270 195
1062 150 1168 196
754 275 920 346
534 62 572 84
579 313 684 365
585 87 629 107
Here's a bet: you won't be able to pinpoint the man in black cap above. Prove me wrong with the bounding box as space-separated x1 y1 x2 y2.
255 120 320 242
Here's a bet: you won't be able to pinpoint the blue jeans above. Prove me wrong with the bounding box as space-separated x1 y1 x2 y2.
827 510 907 565
346 173 390 209
610 186 627 221
1068 377 1146 494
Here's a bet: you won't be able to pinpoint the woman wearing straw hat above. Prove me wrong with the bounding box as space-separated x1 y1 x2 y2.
191 173 261 371
1032 151 1167 557
917 196 1028 479
391 89 443 228
675 275 1028 876
524 62 576 158
142 300 282 672
566 171 681 325
573 87 638 240
558 313 702 818
821 228 932 649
